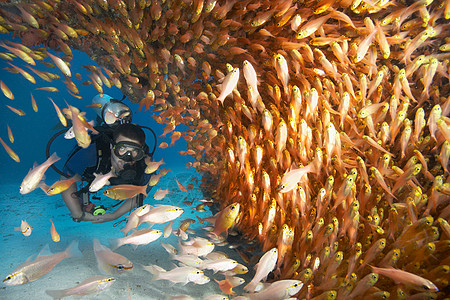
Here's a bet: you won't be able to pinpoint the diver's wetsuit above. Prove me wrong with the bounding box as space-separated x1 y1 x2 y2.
64 125 152 222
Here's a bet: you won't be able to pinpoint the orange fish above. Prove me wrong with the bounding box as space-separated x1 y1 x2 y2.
6 105 25 116
7 125 14 143
30 93 38 112
36 87 59 92
153 188 170 200
7 62 36 83
370 266 438 292
0 42 35 65
48 98 67 127
0 136 19 162
46 51 71 77
212 202 240 238
159 142 169 149
103 184 148 200
50 219 60 242
0 80 14 99
46 174 81 195
175 179 188 192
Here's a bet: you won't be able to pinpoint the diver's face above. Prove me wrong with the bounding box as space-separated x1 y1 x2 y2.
111 135 141 171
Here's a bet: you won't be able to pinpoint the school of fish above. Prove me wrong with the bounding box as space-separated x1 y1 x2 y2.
1 0 450 299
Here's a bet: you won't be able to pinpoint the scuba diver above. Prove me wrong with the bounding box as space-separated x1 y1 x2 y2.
47 94 157 223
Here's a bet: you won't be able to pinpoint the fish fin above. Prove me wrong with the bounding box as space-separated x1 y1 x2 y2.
93 238 111 253
65 240 82 258
39 181 49 194
48 152 61 164
45 289 65 300
24 253 36 263
131 244 139 251
142 264 165 280
38 244 52 257
108 238 121 251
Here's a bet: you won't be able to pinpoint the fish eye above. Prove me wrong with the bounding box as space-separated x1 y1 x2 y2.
422 284 430 290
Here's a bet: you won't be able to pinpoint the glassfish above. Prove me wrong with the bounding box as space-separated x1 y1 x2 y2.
370 266 438 292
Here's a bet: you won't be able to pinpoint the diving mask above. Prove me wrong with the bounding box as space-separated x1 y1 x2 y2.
113 141 145 162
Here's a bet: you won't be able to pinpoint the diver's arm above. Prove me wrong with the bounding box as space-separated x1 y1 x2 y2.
60 180 97 222
91 196 139 223
61 182 83 219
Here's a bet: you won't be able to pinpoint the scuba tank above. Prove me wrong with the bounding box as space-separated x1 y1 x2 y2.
92 94 132 126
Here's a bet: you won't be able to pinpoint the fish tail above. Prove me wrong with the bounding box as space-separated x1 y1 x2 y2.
108 238 122 251
243 280 257 292
48 152 61 164
142 264 165 280
65 240 82 258
45 289 66 300
39 182 50 194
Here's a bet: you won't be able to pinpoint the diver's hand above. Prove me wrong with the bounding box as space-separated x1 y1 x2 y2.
91 213 115 223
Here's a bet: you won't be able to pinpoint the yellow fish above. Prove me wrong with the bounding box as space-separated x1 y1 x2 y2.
212 202 240 238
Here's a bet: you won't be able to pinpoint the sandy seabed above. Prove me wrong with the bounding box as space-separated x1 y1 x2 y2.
0 170 252 299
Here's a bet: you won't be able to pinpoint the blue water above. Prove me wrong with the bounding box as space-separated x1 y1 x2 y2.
0 37 251 299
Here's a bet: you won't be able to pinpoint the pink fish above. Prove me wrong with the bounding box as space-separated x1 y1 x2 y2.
20 153 60 194
143 265 210 285
144 158 165 174
93 238 133 275
179 237 215 257
370 266 438 292
153 188 170 200
109 228 162 250
120 204 151 236
276 163 316 193
244 248 278 292
89 170 115 192
138 205 184 225
14 220 33 237
45 276 115 299
3 240 81 285
217 67 239 104
248 279 303 300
